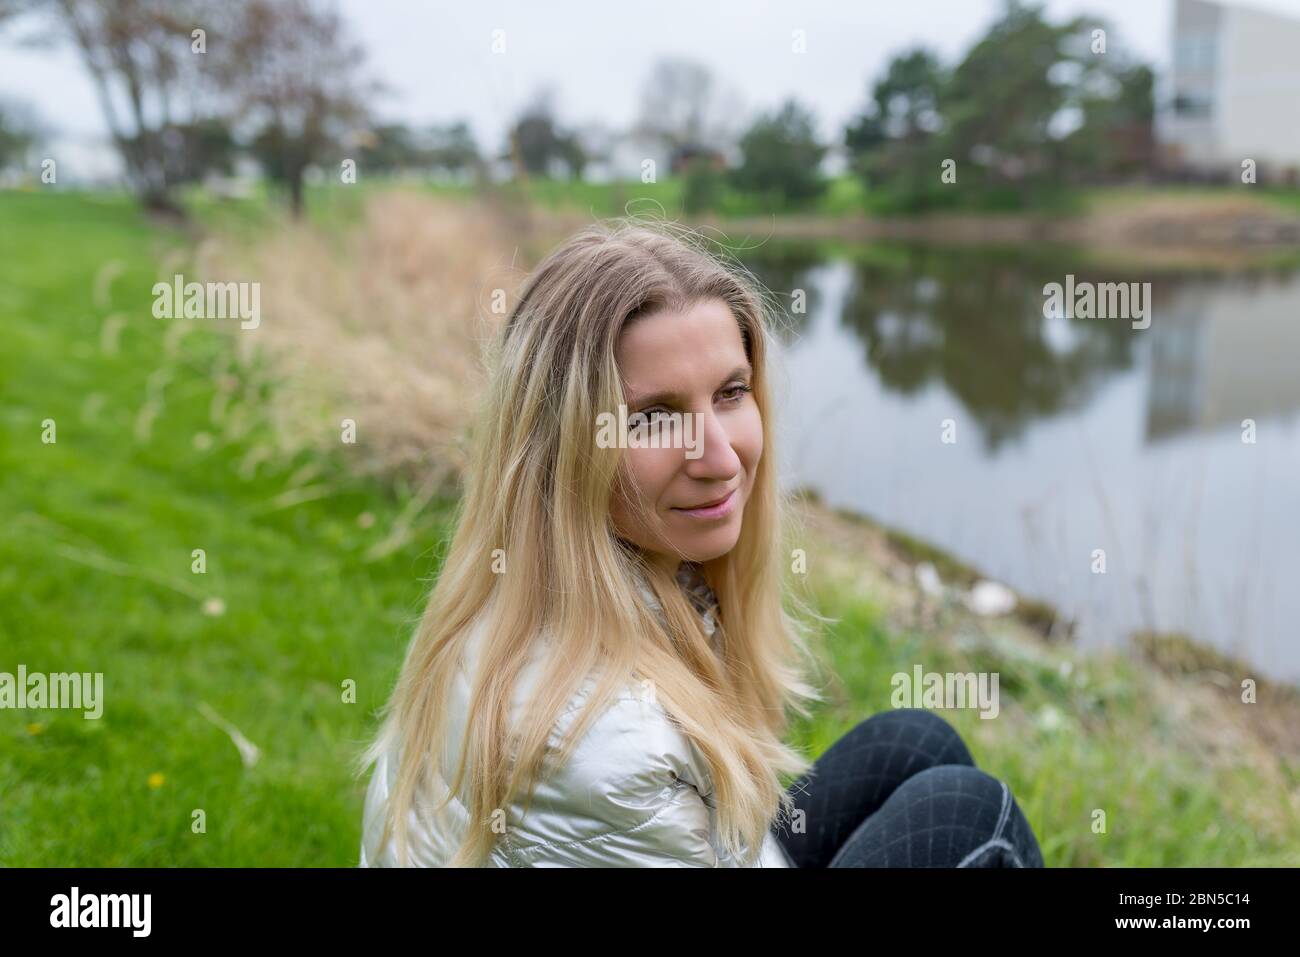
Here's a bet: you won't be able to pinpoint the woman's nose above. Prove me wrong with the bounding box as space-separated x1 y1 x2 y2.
682 408 741 479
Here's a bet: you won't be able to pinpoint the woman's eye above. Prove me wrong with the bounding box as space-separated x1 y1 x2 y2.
720 384 752 403
630 409 671 431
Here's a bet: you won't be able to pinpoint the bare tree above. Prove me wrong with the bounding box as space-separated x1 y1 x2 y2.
635 57 745 165
1 0 231 211
218 0 375 217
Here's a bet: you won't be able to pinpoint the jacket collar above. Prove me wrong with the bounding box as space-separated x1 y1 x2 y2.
675 561 720 637
634 560 720 643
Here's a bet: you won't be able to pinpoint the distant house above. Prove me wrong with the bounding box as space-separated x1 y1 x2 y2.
1158 0 1300 181
669 144 726 175
580 128 671 184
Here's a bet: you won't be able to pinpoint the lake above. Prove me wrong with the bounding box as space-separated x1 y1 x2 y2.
745 241 1300 685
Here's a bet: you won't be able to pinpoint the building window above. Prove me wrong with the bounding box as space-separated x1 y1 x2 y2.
1174 33 1218 73
1172 89 1214 118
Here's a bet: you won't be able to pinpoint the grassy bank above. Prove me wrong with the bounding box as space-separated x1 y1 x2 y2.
425 176 1300 271
424 174 1300 223
791 497 1300 866
2 189 1296 865
0 190 452 864
422 172 886 220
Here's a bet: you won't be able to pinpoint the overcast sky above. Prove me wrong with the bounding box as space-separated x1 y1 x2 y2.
4 0 1300 158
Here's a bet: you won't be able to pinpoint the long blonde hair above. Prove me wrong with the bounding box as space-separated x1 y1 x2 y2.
358 215 825 867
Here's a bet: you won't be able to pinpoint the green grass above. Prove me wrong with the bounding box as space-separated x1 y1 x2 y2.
0 189 452 865
495 175 1300 222
3 188 1295 866
179 179 372 238
431 173 891 221
794 576 1300 866
1081 183 1300 215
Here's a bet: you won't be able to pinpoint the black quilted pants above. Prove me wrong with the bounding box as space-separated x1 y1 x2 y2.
773 708 1045 867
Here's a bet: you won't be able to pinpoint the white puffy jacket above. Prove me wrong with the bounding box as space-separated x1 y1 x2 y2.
360 561 793 867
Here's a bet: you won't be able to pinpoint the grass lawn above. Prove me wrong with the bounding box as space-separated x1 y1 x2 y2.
427 173 892 220
0 189 450 865
2 188 1295 866
467 175 1300 221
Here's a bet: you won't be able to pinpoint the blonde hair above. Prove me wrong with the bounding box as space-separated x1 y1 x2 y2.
358 215 826 867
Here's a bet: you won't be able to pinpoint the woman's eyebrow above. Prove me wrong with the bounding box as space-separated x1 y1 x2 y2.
625 365 753 408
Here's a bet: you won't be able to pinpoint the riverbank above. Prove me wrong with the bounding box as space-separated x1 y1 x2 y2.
710 190 1300 245
788 489 1300 865
468 178 1300 271
2 188 1295 865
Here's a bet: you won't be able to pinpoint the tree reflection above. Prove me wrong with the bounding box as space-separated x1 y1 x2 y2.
839 244 1141 452
732 241 824 343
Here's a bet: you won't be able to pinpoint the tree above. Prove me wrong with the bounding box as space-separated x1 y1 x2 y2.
843 1 1156 211
864 48 945 143
682 156 724 214
219 0 374 216
353 123 422 175
635 57 744 168
939 0 1089 203
425 121 482 179
160 116 237 185
730 99 828 210
0 96 41 171
844 47 949 209
1061 63 1156 181
1 0 234 211
506 89 583 179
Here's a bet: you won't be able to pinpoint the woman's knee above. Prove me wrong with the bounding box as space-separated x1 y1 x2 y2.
895 762 1001 802
892 764 1043 867
848 707 977 769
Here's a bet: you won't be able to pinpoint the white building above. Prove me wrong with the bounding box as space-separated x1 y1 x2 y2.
1158 0 1300 178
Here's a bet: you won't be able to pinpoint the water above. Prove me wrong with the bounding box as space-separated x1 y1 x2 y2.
746 242 1300 685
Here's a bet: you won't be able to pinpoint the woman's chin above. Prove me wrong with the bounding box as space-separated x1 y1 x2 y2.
670 519 743 562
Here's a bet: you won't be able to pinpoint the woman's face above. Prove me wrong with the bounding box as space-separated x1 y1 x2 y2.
609 298 762 572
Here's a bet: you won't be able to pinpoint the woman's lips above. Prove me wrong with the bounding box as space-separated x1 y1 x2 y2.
672 488 737 520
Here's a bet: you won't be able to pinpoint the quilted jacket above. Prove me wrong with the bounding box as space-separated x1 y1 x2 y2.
360 560 793 867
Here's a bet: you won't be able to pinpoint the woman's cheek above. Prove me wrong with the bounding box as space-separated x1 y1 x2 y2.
623 447 674 513
736 404 764 473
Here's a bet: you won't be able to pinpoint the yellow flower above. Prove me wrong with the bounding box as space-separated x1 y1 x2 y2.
147 772 166 789
26 723 44 735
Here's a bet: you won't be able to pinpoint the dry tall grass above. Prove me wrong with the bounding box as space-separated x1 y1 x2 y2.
196 190 560 496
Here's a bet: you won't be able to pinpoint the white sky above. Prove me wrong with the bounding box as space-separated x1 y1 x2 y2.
4 0 1300 157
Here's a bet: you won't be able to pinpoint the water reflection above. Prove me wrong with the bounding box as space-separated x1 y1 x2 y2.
735 242 821 342
1147 272 1300 441
744 242 1300 684
838 245 1140 452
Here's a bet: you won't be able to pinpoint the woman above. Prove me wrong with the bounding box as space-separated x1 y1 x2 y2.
357 218 1044 868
